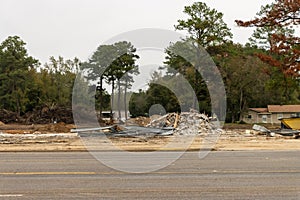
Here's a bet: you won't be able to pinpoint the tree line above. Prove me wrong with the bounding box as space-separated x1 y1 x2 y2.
0 35 80 123
129 0 300 122
0 0 299 123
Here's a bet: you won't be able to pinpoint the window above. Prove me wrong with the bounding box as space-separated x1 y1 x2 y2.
247 115 252 119
262 115 267 123
291 113 300 117
277 113 283 119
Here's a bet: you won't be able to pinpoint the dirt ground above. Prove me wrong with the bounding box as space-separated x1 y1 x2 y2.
0 122 300 152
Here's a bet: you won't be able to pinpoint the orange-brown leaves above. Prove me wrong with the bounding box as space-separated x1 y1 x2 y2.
236 0 300 77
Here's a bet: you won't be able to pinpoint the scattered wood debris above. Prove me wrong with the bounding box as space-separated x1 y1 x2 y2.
146 113 179 128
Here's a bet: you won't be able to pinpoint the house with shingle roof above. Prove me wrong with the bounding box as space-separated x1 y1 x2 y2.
243 105 300 124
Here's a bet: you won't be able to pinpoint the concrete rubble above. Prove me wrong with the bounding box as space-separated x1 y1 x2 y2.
147 109 223 136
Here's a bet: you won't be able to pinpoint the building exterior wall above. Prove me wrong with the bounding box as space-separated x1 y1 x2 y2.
243 110 259 124
243 111 298 124
270 113 285 124
258 113 272 124
271 113 300 124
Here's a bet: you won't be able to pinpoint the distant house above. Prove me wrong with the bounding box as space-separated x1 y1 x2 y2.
243 105 300 124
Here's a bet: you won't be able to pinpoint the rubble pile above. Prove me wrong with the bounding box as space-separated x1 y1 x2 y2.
174 111 214 135
147 113 179 128
146 110 220 135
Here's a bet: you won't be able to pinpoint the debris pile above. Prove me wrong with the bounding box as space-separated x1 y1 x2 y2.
174 111 215 135
146 110 221 135
252 124 300 138
147 113 179 128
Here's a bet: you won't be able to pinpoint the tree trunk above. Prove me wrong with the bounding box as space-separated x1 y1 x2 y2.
117 79 121 121
99 76 103 121
193 47 202 111
110 79 115 122
231 114 235 123
192 68 198 110
16 97 21 118
239 89 243 121
13 82 21 118
283 76 289 103
124 79 128 120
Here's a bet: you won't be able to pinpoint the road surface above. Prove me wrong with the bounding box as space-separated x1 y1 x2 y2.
0 151 299 199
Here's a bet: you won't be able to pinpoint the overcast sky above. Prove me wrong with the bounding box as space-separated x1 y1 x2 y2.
1 0 276 64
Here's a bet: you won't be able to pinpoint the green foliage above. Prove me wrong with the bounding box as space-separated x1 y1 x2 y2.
0 36 79 121
163 40 211 114
81 41 139 120
248 4 295 49
94 86 111 110
175 2 232 48
43 56 79 107
0 36 39 116
146 82 180 113
161 2 232 115
129 90 148 117
212 42 299 122
129 82 181 118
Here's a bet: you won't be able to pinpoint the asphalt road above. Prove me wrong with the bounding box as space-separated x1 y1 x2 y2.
0 151 299 199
